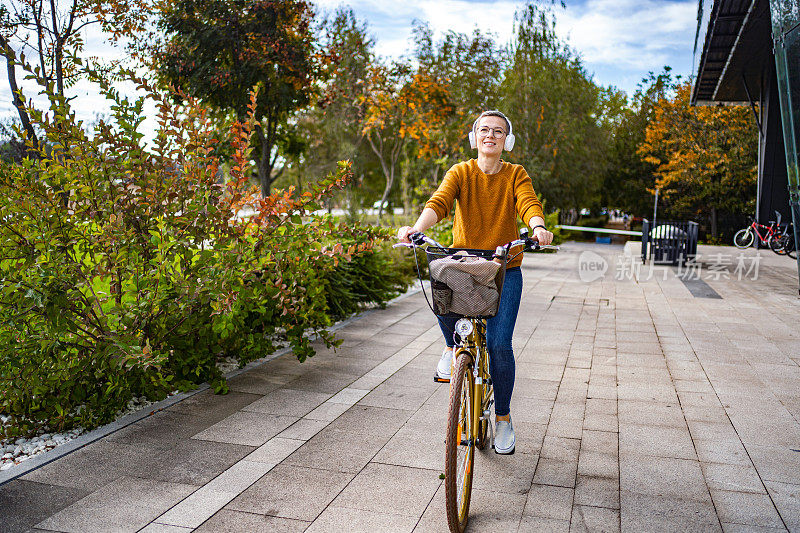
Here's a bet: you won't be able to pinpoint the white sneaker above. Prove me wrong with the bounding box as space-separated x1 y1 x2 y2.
494 418 515 455
435 347 454 382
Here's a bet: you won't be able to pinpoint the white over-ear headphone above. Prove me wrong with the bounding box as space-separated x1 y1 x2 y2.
469 111 516 151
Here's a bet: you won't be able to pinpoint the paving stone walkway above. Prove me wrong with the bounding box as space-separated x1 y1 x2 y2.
2 242 800 533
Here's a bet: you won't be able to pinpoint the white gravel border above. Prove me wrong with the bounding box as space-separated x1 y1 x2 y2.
0 396 169 472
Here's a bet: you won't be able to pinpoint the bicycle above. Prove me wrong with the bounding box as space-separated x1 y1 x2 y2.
769 221 797 259
733 215 781 249
394 228 557 533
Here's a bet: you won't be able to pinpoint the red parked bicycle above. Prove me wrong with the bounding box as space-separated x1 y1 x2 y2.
733 218 780 249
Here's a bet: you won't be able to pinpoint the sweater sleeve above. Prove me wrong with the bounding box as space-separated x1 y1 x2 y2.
514 168 544 226
424 165 461 222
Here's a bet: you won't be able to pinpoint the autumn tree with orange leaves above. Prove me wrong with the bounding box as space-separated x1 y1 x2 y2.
638 81 757 240
409 22 508 205
361 63 452 221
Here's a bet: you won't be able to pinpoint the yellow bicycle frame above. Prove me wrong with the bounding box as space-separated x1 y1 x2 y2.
453 319 493 448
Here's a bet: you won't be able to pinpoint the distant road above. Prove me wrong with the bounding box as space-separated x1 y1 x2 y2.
235 207 405 219
310 208 405 217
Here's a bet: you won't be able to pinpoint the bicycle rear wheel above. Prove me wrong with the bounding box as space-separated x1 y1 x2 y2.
770 234 789 255
734 228 754 249
784 234 797 258
445 350 475 533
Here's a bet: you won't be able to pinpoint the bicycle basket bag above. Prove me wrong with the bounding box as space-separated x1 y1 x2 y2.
426 249 507 318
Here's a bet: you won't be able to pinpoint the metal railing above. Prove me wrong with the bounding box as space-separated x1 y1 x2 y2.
641 220 699 265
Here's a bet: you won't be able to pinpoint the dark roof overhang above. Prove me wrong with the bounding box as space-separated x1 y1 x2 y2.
692 0 773 105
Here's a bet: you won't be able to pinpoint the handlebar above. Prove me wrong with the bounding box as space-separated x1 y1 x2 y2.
392 232 446 250
393 228 559 260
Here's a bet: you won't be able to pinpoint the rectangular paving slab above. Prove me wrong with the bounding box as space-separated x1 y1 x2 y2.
35 476 197 533
0 479 90 533
225 464 355 521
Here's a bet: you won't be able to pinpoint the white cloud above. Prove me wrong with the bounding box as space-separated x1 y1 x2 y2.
416 1 519 47
0 0 696 131
313 0 519 59
556 0 696 71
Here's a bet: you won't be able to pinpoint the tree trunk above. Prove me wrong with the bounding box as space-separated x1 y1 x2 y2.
1 37 40 156
366 131 395 223
54 44 64 97
377 167 394 222
711 207 718 241
400 158 411 216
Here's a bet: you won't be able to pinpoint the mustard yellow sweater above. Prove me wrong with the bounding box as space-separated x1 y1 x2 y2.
425 159 544 268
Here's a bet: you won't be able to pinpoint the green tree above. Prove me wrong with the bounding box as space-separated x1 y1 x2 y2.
601 69 673 218
501 1 607 217
155 0 319 196
408 22 508 208
281 8 376 211
0 0 147 153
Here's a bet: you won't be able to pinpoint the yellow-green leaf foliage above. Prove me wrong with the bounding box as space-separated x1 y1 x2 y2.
638 81 757 238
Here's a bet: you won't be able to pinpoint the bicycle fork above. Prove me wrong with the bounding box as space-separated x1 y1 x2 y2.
475 369 495 450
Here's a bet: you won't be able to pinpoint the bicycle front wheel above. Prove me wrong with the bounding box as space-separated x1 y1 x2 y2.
734 228 754 249
445 350 475 533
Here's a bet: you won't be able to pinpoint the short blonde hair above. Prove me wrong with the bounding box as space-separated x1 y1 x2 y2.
472 110 512 134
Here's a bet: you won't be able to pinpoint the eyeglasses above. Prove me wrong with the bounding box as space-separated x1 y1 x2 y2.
477 126 507 138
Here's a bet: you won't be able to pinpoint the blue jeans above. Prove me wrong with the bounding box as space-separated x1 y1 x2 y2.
437 266 522 417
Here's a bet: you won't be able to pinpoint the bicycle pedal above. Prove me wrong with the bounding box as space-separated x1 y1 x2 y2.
433 372 450 384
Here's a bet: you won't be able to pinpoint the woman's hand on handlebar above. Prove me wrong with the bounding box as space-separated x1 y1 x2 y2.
397 226 417 244
533 226 554 246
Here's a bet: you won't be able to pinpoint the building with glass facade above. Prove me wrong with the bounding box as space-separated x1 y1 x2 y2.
693 0 800 292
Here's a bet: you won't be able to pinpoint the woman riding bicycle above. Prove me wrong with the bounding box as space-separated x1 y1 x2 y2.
397 110 553 455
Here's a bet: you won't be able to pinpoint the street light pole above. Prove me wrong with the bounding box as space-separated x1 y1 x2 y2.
653 188 659 229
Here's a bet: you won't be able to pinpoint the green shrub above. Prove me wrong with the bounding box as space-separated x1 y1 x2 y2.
0 70 394 436
323 243 414 321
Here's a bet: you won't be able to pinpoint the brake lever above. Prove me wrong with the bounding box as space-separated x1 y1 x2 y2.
520 227 558 252
410 232 427 246
524 239 540 252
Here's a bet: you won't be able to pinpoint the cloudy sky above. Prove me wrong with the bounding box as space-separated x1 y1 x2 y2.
312 0 698 92
1 0 699 127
